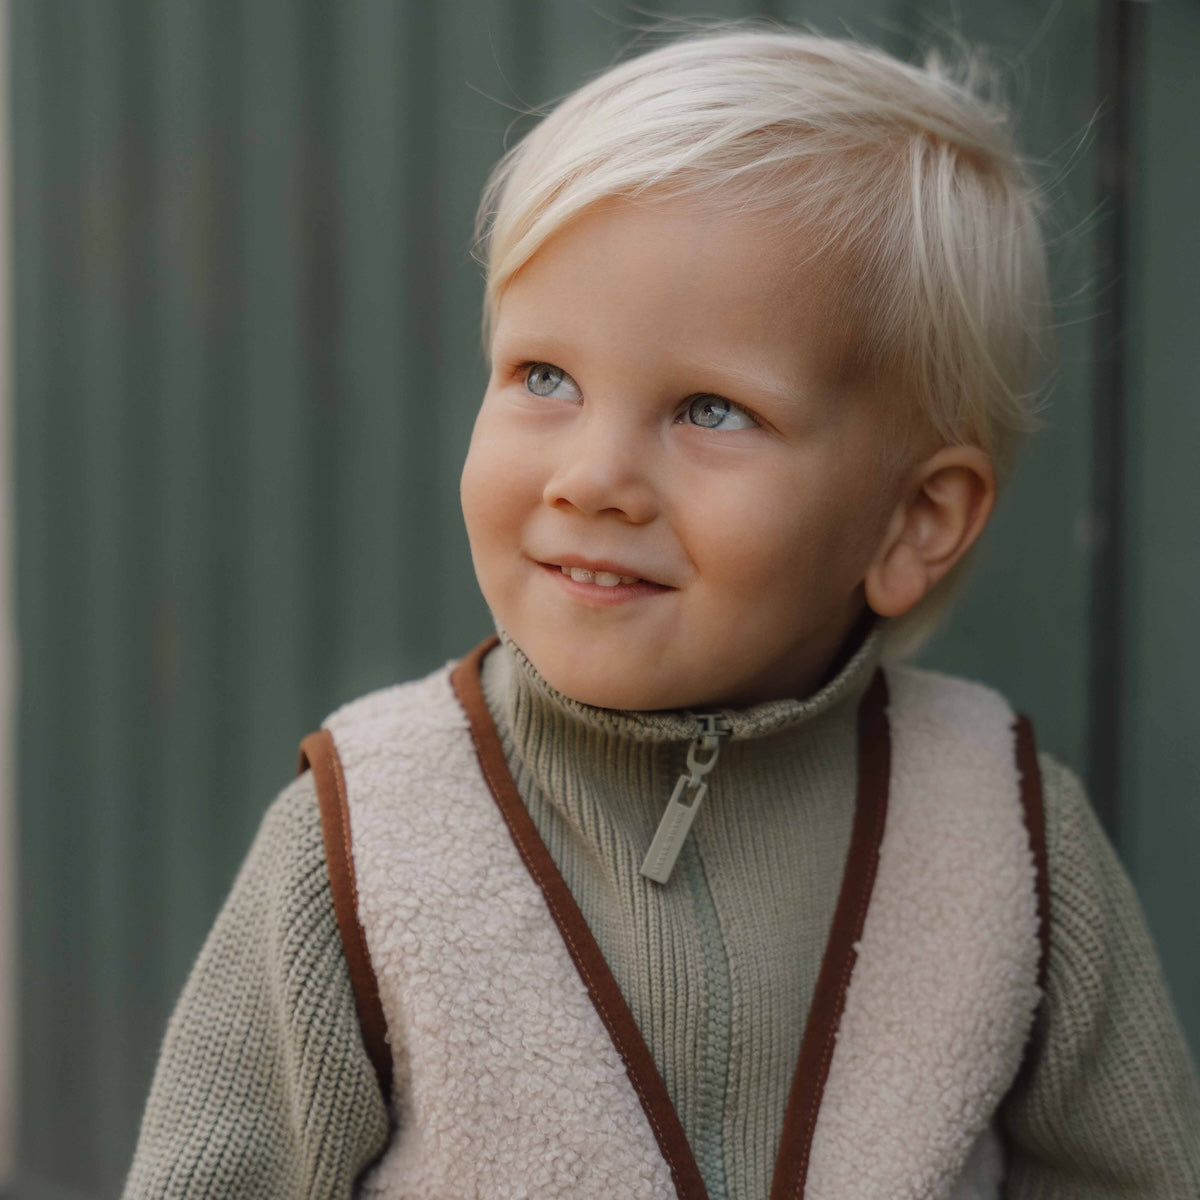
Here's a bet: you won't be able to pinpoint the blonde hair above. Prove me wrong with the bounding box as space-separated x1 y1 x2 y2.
474 25 1052 651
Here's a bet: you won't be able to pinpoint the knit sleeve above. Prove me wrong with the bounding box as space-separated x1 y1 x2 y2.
121 772 391 1199
1001 754 1200 1199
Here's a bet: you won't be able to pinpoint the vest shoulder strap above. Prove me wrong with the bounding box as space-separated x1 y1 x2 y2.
297 730 394 1100
1014 713 1051 994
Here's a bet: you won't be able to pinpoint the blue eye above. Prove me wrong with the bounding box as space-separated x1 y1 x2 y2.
681 395 757 430
524 363 581 401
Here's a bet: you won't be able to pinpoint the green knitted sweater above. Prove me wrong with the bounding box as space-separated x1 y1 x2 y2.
123 637 1200 1198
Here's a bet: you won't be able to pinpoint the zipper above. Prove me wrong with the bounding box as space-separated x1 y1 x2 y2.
640 714 732 884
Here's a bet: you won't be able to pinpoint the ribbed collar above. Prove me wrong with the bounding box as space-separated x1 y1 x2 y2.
490 622 885 745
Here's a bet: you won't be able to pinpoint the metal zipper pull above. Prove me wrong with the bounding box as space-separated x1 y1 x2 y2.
640 714 731 884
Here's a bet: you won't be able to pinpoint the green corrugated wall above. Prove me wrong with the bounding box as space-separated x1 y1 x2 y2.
1121 1 1200 1069
9 1 1197 1196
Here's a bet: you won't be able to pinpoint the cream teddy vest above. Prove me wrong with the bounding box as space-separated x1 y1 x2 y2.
298 641 1047 1200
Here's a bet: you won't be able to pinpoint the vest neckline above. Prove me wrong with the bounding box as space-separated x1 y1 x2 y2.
451 639 892 1200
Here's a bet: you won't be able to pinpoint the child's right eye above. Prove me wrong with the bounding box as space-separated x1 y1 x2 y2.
524 362 582 402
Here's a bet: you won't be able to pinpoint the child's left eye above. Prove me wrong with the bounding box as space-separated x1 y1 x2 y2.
678 395 758 431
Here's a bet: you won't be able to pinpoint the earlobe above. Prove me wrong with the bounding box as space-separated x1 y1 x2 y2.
866 539 929 617
864 446 996 618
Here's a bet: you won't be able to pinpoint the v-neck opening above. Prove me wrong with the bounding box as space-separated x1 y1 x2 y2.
450 639 891 1200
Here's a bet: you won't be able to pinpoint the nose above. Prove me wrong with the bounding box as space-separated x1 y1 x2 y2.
541 419 658 524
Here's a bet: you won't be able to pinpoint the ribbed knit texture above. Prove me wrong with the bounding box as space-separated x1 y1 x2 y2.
1001 752 1200 1198
123 642 1200 1198
121 774 389 1199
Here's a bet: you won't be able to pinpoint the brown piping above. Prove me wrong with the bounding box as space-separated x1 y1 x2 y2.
769 669 891 1200
298 729 394 1102
997 715 1053 1138
450 639 711 1200
1014 715 1051 995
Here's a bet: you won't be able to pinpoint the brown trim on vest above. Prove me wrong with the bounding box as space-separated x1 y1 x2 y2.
298 729 395 1102
451 639 711 1200
1014 715 1050 995
769 669 892 1200
999 715 1051 1143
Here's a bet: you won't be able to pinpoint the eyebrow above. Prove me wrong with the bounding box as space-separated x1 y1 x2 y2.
686 360 805 409
488 329 573 366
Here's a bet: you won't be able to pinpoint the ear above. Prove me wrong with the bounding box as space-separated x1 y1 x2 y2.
864 446 997 618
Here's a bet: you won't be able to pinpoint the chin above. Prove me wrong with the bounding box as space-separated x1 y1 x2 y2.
535 659 683 713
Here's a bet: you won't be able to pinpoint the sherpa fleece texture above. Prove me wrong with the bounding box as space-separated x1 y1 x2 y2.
805 667 1041 1200
324 662 1038 1199
325 665 679 1198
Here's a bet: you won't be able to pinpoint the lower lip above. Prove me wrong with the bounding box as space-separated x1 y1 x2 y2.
539 562 671 605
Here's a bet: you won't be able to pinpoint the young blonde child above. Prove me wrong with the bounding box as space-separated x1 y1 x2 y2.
124 26 1200 1200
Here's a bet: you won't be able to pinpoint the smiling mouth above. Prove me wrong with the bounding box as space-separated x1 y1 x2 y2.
539 558 671 592
558 565 643 588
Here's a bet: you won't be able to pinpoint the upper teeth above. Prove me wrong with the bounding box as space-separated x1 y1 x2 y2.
562 566 640 586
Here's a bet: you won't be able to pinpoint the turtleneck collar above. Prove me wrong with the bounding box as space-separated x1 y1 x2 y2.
487 622 885 745
473 622 881 1198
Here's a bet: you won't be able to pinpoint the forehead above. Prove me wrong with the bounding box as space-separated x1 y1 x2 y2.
493 197 859 395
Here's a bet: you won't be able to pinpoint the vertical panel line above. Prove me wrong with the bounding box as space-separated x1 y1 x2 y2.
1088 0 1145 844
0 0 16 1187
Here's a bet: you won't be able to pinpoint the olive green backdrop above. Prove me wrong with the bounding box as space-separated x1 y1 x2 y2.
10 1 1198 1196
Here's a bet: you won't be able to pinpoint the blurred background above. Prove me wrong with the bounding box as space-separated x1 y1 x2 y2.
2 0 1198 1196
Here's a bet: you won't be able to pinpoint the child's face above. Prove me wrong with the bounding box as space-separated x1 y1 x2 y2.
461 197 913 710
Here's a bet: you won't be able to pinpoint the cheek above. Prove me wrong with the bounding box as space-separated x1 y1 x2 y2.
459 442 490 548
460 430 511 566
697 487 884 602
462 406 509 506
460 459 513 621
461 420 542 571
